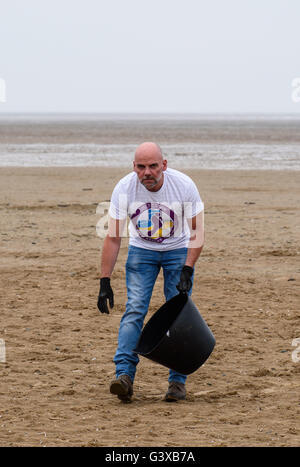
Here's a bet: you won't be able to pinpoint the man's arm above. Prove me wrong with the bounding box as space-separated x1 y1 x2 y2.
100 216 126 277
184 210 205 268
176 210 204 294
98 216 126 313
100 235 122 278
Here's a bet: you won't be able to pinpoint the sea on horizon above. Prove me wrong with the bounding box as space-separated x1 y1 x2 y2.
0 113 300 169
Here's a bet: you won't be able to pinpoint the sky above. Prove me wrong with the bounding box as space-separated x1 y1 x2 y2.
0 0 300 114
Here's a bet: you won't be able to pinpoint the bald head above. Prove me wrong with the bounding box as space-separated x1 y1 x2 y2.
133 142 167 192
134 142 163 163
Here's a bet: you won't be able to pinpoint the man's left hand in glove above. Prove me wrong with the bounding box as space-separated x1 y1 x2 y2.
176 265 194 294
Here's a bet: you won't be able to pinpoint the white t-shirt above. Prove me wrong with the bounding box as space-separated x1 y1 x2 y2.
108 168 204 251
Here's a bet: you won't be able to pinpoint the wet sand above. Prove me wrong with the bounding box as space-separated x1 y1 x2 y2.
0 167 299 446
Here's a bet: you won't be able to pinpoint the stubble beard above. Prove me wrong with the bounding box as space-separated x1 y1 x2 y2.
141 172 163 190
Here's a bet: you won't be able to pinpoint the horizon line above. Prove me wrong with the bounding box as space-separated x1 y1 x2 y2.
1 111 300 116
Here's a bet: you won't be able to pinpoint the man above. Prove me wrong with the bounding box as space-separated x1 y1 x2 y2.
97 142 204 403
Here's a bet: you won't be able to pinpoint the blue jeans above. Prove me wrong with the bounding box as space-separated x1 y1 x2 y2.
113 245 194 385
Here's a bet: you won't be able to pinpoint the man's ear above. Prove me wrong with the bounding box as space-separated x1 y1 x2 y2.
162 159 168 171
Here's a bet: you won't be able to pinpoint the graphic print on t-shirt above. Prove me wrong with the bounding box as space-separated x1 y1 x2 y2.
130 202 178 243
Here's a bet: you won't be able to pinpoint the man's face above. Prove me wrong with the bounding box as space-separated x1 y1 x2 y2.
133 150 167 191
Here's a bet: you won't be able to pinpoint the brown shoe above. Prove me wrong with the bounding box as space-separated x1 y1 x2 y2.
110 374 133 403
164 381 186 402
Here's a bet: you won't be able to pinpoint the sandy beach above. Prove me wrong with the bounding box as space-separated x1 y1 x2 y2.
0 166 299 447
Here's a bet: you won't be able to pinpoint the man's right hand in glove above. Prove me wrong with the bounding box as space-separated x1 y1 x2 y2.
97 277 114 314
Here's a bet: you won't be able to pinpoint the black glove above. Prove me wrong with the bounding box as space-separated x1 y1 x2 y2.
176 265 193 294
97 277 114 314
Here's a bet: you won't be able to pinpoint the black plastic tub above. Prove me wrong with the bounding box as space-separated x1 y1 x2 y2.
134 293 215 375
